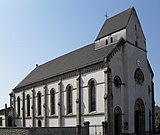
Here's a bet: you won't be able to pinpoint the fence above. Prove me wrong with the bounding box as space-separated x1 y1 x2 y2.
84 121 108 135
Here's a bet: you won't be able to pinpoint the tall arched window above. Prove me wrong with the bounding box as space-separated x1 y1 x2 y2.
37 92 41 116
17 96 20 117
66 85 72 114
88 79 96 112
50 89 55 115
27 94 30 116
134 68 144 85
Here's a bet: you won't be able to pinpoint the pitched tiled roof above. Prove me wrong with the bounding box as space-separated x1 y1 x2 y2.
14 42 119 90
95 7 133 41
13 7 132 90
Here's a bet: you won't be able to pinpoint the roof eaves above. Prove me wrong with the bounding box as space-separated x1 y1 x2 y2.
95 27 126 41
13 58 105 91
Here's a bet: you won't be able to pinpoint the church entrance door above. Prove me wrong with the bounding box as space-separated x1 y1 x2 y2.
114 106 122 135
135 98 145 135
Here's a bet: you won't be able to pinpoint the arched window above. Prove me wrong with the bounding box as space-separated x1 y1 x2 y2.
37 92 41 116
17 96 20 117
106 39 108 45
50 89 55 115
134 68 144 85
66 85 72 114
88 79 96 112
27 94 30 116
110 37 113 43
114 76 122 88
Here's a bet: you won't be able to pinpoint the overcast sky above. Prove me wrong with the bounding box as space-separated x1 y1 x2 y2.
0 0 159 109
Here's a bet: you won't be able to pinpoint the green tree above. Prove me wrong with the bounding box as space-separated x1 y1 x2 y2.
155 105 160 131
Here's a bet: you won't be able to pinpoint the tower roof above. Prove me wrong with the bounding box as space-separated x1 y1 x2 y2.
96 7 134 41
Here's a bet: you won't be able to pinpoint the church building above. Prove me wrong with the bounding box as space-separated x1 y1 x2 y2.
0 7 155 135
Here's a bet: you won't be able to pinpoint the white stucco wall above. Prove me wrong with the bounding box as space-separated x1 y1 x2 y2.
123 41 152 133
95 29 126 50
81 69 104 115
13 68 106 128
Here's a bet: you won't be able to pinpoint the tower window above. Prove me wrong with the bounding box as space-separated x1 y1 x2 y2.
135 41 138 46
135 25 137 31
106 39 108 45
110 37 113 43
148 86 151 94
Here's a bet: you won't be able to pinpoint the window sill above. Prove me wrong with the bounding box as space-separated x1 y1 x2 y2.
36 115 43 119
26 116 32 119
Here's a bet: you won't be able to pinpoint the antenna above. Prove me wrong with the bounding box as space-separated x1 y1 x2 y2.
105 11 108 19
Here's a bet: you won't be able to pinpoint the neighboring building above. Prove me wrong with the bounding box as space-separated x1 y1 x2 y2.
2 7 155 134
0 104 13 127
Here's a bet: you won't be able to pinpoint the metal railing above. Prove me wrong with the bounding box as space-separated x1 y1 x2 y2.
89 124 103 135
84 121 108 135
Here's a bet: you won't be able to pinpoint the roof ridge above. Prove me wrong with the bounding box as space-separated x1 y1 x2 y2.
107 7 133 22
38 43 94 68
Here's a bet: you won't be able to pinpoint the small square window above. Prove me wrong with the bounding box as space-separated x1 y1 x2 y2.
135 41 138 46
